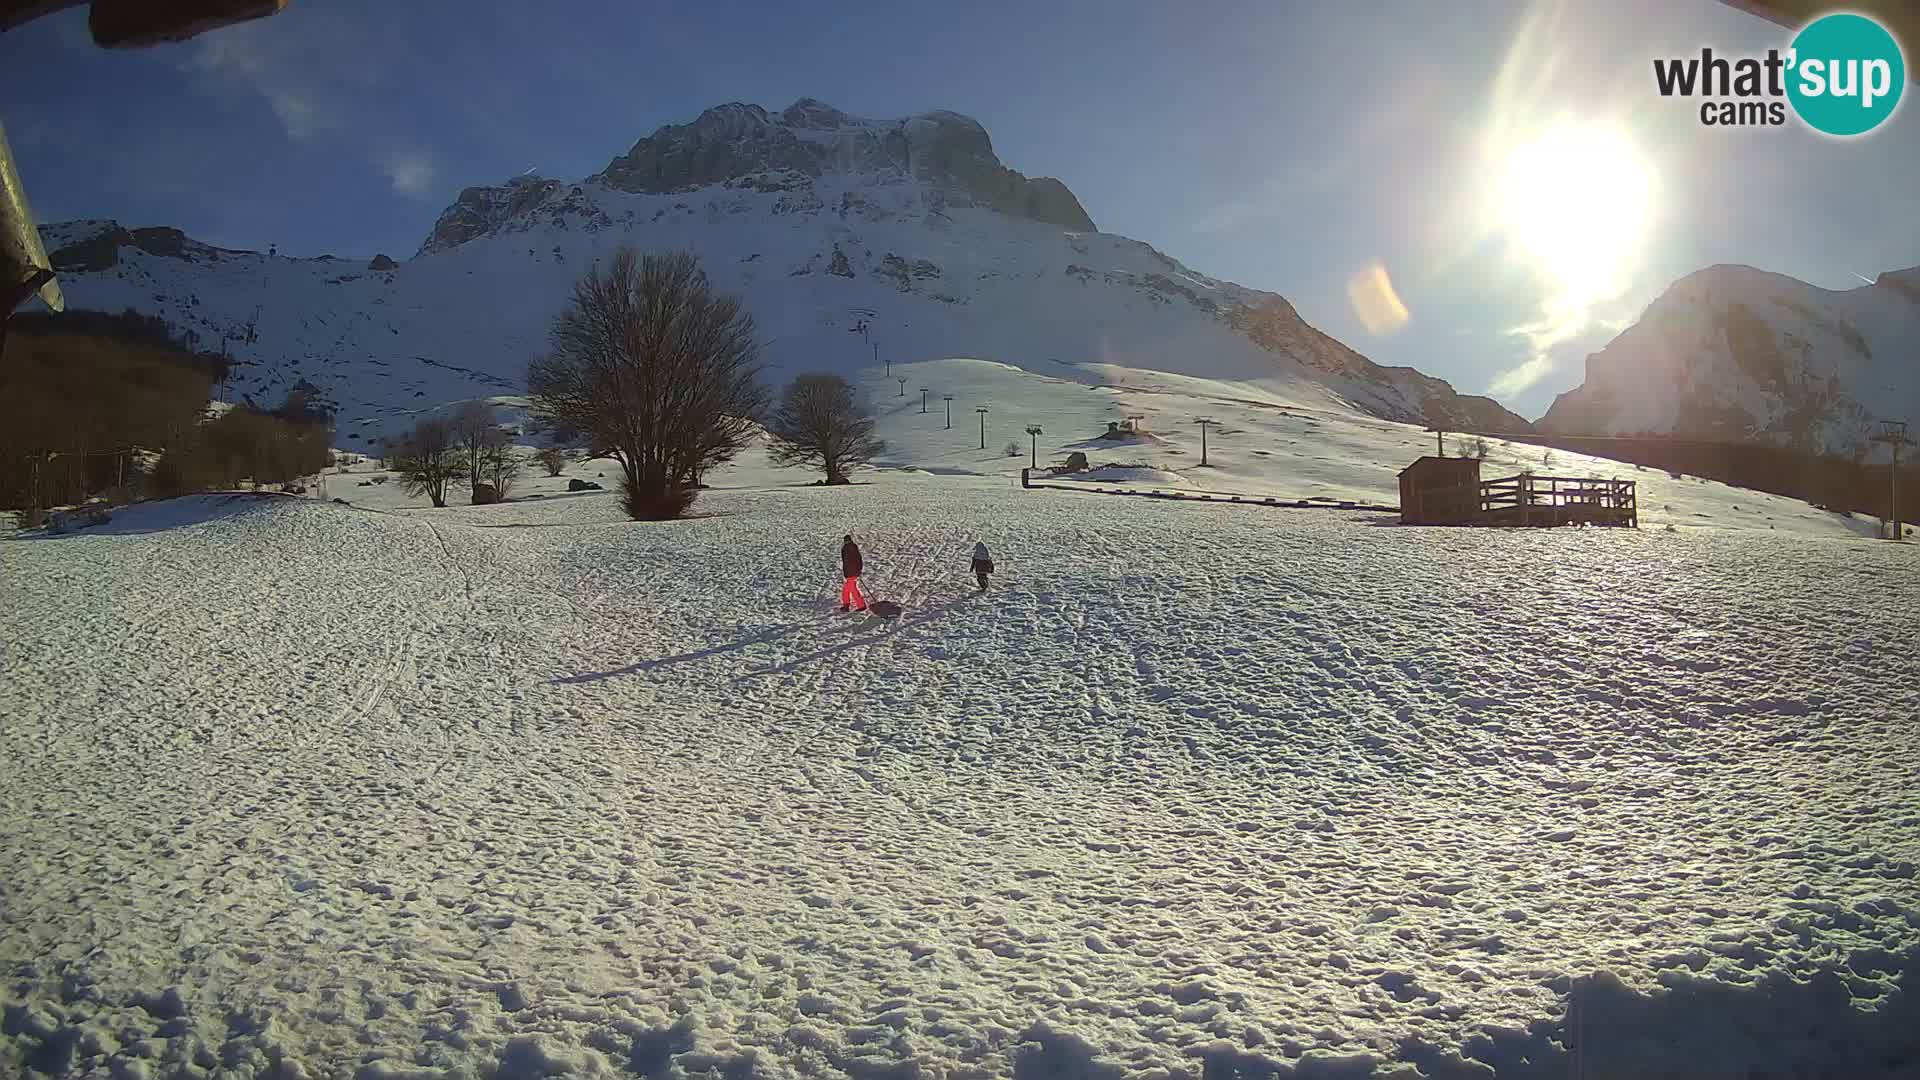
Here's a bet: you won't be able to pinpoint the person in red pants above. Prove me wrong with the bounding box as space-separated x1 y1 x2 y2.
839 534 868 612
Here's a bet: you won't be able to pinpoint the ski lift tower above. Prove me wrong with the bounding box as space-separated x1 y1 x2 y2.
1870 420 1911 540
845 307 880 371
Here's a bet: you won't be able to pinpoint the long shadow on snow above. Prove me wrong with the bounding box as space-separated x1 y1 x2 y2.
729 594 971 683
550 622 810 684
8 492 306 540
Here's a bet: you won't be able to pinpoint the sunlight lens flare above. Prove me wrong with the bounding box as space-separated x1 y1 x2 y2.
1497 122 1656 310
1347 261 1410 336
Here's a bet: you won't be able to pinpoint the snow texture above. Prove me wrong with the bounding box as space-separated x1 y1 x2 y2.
4 462 1918 1079
11 94 1917 1080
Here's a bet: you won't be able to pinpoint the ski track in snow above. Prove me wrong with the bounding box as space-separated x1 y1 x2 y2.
2 485 1918 1080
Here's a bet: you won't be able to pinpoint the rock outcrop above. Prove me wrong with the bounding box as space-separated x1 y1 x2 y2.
48 224 225 271
419 176 612 256
419 99 1093 257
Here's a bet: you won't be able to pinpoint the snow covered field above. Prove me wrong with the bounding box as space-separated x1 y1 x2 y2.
4 471 1917 1079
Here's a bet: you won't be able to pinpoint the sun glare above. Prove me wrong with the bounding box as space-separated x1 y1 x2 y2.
1498 123 1656 309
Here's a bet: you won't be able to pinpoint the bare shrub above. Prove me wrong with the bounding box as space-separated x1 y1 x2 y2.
391 418 463 508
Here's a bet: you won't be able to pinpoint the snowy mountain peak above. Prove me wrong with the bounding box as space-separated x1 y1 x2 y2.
418 100 1094 257
38 94 1536 449
780 96 857 130
1539 261 1918 458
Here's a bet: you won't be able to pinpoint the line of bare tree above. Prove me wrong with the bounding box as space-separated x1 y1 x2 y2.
389 401 524 507
521 246 884 519
386 247 890 518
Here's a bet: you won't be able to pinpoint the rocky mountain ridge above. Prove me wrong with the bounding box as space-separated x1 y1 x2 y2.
421 99 1095 256
1539 262 1920 461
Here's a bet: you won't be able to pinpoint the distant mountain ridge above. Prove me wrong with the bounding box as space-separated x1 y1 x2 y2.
39 98 1529 446
421 100 1094 257
1539 263 1920 461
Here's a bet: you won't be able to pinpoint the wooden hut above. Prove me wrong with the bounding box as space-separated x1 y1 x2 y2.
1397 455 1639 528
1398 456 1482 525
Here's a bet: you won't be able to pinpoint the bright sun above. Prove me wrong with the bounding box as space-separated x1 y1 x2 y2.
1498 123 1656 309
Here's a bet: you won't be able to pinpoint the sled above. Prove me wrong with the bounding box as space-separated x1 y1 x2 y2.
868 600 903 619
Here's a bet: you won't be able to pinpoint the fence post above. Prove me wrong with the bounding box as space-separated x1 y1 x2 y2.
1020 467 1030 489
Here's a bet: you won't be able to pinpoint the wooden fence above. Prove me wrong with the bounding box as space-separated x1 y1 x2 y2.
1476 474 1637 527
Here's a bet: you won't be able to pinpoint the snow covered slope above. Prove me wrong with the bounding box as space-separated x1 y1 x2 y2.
368 352 1890 540
4 486 1917 1079
856 356 1888 537
35 99 1526 451
1538 264 1920 461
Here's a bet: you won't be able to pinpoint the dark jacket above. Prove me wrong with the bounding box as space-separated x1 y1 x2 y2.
841 540 863 577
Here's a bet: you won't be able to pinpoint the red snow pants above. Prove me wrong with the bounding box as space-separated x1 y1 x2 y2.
840 576 868 610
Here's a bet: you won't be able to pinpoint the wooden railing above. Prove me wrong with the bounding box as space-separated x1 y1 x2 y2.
1479 474 1636 525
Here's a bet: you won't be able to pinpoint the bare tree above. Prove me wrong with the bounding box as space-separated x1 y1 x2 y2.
527 248 768 520
536 447 567 477
447 400 527 503
449 401 501 494
765 373 884 485
476 442 523 500
391 417 463 508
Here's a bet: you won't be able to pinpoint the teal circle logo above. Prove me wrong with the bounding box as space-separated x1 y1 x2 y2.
1786 13 1905 136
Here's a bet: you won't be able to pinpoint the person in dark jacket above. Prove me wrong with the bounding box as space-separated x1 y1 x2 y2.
971 541 993 592
839 534 868 612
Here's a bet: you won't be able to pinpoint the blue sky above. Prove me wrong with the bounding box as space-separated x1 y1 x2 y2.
2 0 1915 418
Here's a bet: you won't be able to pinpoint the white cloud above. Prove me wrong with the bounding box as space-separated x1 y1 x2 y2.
1488 295 1639 401
1489 352 1556 397
269 94 320 140
181 8 422 192
384 152 435 196
1186 129 1391 235
186 28 329 141
1189 199 1263 235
